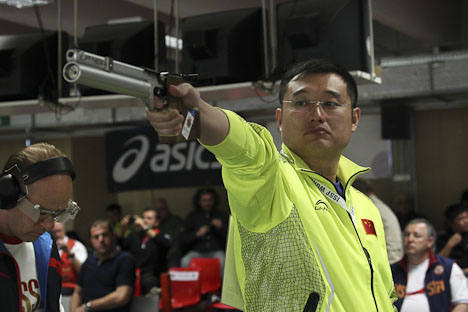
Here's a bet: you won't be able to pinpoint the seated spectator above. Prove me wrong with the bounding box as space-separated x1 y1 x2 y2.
180 188 228 275
70 220 135 312
395 192 422 230
392 218 468 312
152 196 184 268
120 207 170 295
461 189 468 207
437 204 468 275
106 203 131 238
51 222 88 295
353 178 403 264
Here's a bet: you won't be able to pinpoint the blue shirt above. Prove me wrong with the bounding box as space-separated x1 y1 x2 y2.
77 250 136 312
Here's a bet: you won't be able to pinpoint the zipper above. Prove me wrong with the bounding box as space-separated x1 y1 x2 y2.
300 167 378 310
343 171 379 311
363 247 378 311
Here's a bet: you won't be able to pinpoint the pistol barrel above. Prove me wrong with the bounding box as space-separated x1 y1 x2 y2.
63 61 151 100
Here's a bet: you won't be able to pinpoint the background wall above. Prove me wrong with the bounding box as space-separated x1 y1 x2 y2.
414 107 468 230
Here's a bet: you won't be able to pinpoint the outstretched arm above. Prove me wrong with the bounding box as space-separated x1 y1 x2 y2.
145 83 229 146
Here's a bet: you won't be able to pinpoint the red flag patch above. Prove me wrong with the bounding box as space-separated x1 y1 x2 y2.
361 219 377 236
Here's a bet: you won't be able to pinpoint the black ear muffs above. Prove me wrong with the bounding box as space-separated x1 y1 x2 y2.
0 156 75 210
0 173 22 210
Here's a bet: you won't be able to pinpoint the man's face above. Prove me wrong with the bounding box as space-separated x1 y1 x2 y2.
404 223 434 257
142 210 159 228
199 194 215 212
276 73 360 161
106 211 120 224
52 222 66 240
90 224 115 256
396 194 412 214
8 173 73 242
451 211 468 233
153 199 168 221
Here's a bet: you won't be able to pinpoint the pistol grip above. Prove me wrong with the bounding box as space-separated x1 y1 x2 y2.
157 75 201 144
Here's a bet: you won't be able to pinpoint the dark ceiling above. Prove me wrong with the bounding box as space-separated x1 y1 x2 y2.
0 0 466 60
0 0 467 138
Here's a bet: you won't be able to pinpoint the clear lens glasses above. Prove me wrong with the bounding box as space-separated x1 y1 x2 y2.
38 199 80 223
16 198 80 224
281 100 352 113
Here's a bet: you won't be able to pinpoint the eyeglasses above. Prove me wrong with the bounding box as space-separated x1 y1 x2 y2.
15 198 80 224
281 100 352 113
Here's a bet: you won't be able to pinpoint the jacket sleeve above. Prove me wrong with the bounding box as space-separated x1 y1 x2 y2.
202 110 281 231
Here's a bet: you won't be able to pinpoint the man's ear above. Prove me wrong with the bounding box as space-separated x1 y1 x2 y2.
428 236 436 250
275 108 283 131
351 107 360 132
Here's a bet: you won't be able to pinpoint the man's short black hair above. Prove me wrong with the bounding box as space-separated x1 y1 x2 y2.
193 188 218 210
461 189 468 205
278 59 358 108
142 207 157 215
106 203 122 214
445 203 468 221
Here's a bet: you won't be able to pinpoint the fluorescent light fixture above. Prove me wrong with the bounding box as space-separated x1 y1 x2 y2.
0 0 49 8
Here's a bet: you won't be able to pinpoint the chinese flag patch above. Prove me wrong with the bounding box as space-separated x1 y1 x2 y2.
361 219 377 236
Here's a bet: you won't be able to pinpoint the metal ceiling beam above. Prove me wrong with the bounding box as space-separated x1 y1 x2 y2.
359 50 468 102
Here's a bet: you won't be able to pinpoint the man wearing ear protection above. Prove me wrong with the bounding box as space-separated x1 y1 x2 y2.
146 59 397 311
0 142 79 312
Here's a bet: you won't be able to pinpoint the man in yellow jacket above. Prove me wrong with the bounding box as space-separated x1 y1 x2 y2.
146 59 397 311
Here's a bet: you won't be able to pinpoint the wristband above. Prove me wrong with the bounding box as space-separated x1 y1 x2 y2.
85 301 92 311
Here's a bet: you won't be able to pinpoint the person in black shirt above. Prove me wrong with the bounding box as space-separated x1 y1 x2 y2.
437 204 468 275
120 207 170 294
71 220 135 312
180 188 228 275
152 196 184 268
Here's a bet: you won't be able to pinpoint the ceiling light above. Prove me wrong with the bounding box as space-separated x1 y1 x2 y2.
0 0 49 9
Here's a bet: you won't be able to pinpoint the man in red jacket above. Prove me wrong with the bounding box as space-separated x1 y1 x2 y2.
52 222 88 295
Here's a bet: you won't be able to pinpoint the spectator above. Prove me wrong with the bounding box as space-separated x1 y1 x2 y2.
181 188 228 275
71 220 135 312
354 178 403 264
461 189 468 207
106 203 131 238
51 222 88 295
0 142 78 312
395 192 422 230
120 207 170 295
152 196 184 268
437 204 468 275
392 218 468 312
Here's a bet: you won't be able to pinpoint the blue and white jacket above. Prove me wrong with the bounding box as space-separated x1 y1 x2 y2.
0 232 62 312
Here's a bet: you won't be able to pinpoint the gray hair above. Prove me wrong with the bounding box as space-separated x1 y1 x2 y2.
407 218 436 238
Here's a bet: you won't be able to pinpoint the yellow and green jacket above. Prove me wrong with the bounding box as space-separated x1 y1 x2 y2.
203 110 397 312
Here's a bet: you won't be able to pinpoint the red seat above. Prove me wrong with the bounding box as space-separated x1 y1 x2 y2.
168 267 201 309
133 268 141 297
188 257 221 295
212 302 238 311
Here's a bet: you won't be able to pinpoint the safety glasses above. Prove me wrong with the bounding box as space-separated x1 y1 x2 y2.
15 198 80 223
